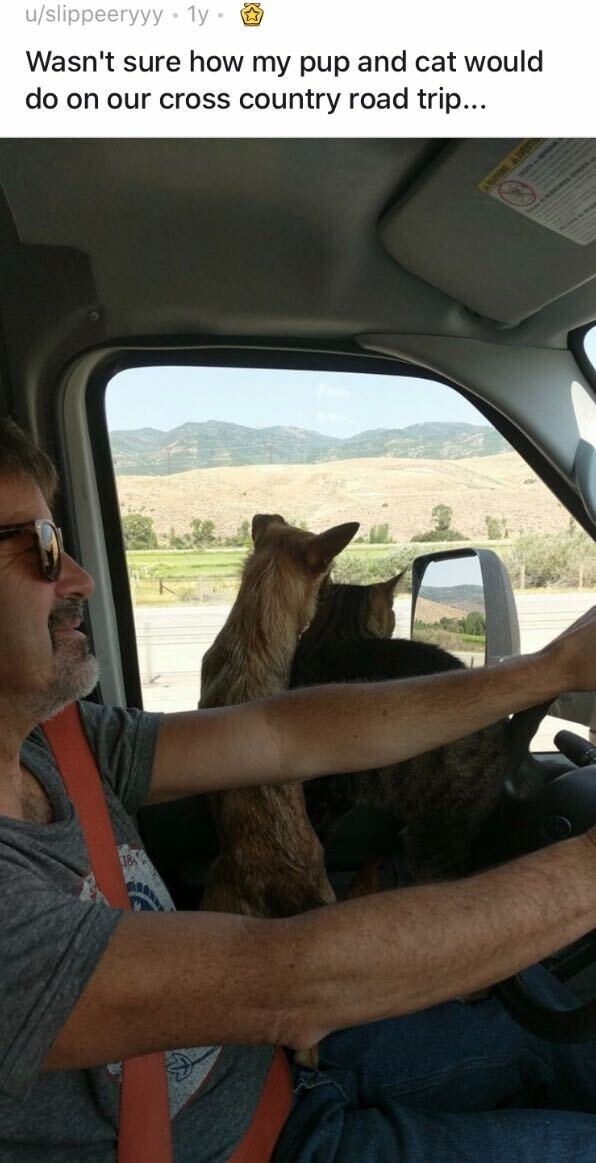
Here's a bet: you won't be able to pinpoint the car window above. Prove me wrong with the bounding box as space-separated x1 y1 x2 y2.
104 363 595 751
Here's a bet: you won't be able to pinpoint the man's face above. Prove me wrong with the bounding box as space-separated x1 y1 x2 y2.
0 475 98 725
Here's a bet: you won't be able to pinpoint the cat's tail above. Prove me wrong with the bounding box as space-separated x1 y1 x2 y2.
503 700 553 798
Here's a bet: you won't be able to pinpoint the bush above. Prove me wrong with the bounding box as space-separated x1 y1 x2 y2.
500 529 595 588
485 515 508 540
332 546 417 588
369 523 391 544
411 529 464 542
227 519 252 547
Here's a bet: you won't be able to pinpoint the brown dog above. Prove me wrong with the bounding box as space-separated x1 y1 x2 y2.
200 513 359 919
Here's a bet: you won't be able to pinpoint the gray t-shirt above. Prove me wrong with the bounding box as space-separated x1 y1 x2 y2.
0 701 272 1162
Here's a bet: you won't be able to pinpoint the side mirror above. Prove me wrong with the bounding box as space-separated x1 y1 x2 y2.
410 548 520 666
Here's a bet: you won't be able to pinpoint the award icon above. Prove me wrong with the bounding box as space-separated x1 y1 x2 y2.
241 2 264 24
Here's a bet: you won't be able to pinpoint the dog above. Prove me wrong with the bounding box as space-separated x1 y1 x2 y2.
199 513 359 920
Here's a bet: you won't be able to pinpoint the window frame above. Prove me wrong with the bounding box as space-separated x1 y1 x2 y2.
54 338 594 711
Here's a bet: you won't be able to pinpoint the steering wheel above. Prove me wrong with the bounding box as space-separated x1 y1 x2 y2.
494 754 596 1042
496 966 596 1043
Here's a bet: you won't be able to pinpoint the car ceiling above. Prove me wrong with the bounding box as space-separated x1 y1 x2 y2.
0 137 595 366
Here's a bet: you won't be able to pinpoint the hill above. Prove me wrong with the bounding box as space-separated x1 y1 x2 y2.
114 452 571 544
109 420 509 475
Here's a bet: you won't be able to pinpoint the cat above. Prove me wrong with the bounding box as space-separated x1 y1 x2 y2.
291 575 548 880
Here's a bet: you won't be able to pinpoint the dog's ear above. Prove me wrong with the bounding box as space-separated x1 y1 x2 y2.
305 521 359 576
251 514 287 546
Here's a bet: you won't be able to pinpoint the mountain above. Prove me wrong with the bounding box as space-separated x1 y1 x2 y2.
333 423 507 461
109 420 509 475
417 585 486 614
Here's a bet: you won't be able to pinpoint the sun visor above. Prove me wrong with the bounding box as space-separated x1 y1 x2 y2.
380 139 596 327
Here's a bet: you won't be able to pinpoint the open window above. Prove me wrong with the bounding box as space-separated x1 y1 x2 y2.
93 355 595 751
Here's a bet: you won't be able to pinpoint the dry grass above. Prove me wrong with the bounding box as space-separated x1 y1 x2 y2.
115 453 570 544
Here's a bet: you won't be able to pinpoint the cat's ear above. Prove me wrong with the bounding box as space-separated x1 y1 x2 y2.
305 522 359 576
251 513 287 546
383 571 406 595
367 571 405 636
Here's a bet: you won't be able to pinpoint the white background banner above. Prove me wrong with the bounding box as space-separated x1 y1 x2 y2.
1 0 594 136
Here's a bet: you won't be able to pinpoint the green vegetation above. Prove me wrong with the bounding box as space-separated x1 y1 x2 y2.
438 611 487 636
127 548 248 577
411 504 466 543
122 513 158 550
413 613 487 655
500 527 595 590
368 522 391 544
485 514 508 540
124 525 595 605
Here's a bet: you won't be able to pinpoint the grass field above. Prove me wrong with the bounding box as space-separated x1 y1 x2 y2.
125 540 511 604
126 540 504 575
127 548 248 577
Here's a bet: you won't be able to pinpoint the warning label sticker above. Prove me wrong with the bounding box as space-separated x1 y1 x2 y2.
479 139 596 246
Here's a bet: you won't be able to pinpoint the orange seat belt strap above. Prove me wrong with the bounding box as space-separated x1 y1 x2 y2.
227 1047 293 1163
42 702 174 1163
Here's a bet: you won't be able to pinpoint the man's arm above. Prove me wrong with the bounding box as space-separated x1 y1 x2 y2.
148 607 595 804
45 831 596 1069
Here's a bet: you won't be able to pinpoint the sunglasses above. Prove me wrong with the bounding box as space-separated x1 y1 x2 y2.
0 519 63 581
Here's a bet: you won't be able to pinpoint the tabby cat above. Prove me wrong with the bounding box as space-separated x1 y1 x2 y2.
291 575 548 880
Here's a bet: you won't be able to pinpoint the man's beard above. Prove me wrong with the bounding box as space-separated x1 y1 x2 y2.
32 599 100 721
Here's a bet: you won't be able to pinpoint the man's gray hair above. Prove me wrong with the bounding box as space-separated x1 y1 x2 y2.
0 418 58 504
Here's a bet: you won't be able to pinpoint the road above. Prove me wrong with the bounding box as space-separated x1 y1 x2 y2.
134 594 596 742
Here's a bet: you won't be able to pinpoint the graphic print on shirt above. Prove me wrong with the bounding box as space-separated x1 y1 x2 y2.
80 843 222 1115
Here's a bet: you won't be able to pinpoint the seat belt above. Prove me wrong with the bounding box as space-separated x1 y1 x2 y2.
227 1046 293 1163
42 702 174 1163
43 701 293 1163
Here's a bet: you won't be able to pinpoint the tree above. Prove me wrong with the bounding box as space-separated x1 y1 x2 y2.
236 518 251 546
432 504 453 533
411 504 465 542
369 523 390 544
190 519 203 548
485 515 508 540
168 526 191 549
190 519 216 548
462 610 486 636
122 513 158 550
169 529 190 549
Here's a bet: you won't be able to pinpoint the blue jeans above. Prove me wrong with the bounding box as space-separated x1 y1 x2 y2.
273 967 596 1162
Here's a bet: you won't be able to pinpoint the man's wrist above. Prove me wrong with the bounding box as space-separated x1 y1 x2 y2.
507 647 565 707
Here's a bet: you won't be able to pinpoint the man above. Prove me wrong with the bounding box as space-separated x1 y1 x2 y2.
1 416 596 1162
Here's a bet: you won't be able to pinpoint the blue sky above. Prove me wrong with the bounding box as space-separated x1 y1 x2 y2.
106 365 487 438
